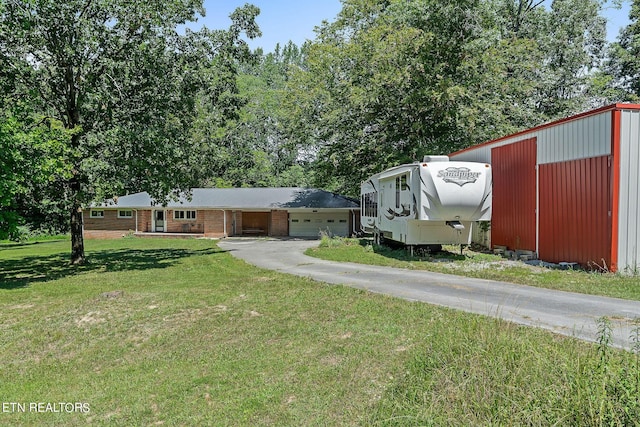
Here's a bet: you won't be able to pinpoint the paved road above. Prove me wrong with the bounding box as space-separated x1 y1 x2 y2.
218 238 640 350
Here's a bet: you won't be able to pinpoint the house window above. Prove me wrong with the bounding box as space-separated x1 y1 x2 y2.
90 210 104 218
173 210 197 220
118 210 133 218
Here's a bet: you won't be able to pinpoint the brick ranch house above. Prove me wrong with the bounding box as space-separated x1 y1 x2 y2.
83 187 361 239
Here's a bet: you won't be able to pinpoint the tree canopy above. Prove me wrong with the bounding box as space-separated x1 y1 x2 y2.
608 0 640 101
284 0 609 195
0 0 259 262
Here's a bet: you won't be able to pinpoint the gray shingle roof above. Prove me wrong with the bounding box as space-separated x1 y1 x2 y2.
97 188 359 210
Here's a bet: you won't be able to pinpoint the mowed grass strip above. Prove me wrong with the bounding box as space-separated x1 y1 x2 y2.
1 238 638 426
306 237 640 301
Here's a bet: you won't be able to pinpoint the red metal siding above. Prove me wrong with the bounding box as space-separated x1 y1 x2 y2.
538 156 612 267
491 138 537 251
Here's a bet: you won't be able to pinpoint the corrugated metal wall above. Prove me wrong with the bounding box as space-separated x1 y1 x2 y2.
538 156 612 267
491 138 537 251
537 113 612 164
618 110 640 272
453 112 612 164
450 106 640 271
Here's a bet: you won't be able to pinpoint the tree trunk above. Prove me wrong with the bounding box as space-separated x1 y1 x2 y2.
70 178 86 265
70 205 85 265
67 101 85 264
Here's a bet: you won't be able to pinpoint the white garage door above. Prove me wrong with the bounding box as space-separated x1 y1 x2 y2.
289 212 350 237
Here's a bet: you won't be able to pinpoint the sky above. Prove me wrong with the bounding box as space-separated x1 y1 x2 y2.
195 0 342 52
194 0 632 53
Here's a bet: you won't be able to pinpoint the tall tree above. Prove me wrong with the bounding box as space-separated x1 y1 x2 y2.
459 0 607 144
284 0 608 196
0 0 259 263
535 0 607 116
208 41 310 188
0 112 25 240
0 83 74 241
608 0 640 101
285 0 483 195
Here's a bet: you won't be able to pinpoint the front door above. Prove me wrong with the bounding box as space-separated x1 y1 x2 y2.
154 210 165 232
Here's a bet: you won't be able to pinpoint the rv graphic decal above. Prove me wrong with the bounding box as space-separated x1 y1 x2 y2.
437 167 481 187
384 205 411 220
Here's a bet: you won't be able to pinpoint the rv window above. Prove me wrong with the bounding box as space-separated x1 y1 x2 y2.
362 192 378 217
401 174 408 191
372 193 378 217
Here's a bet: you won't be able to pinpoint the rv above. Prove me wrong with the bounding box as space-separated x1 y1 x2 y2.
361 156 492 250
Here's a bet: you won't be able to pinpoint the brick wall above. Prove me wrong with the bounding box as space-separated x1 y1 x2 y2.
138 210 151 232
84 208 238 237
164 210 204 234
83 209 135 239
270 210 289 236
202 210 232 238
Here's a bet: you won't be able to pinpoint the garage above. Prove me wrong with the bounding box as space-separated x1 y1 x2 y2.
289 212 350 237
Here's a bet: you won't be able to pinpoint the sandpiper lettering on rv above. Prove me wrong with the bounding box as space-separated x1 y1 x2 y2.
437 167 482 186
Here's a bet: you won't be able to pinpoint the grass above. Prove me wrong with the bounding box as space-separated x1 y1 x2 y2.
1 237 639 425
306 236 640 301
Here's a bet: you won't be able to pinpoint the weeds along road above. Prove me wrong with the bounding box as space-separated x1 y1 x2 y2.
217 238 640 350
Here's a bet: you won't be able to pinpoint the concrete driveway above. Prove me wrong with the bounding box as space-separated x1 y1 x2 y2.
217 238 640 350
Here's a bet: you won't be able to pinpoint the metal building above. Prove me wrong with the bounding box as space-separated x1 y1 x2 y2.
450 103 640 273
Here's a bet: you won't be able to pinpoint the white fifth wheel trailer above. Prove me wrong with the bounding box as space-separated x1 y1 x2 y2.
361 156 492 249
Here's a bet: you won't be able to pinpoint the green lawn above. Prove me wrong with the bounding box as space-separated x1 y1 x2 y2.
1 237 638 425
306 237 640 301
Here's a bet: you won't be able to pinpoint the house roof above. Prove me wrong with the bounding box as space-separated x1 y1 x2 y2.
95 188 360 210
